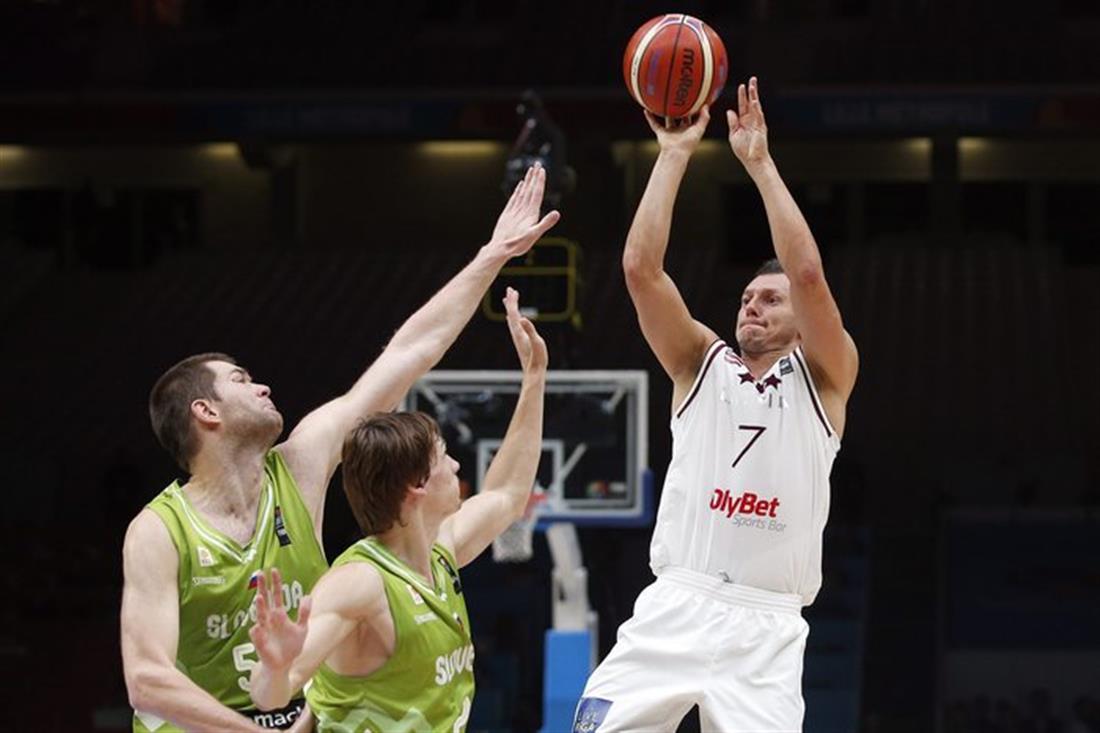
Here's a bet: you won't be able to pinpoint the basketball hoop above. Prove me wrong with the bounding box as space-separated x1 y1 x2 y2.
492 491 546 563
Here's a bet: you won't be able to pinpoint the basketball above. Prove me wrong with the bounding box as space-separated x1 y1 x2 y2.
622 14 728 120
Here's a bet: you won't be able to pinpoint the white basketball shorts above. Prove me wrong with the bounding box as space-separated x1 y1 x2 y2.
573 567 809 732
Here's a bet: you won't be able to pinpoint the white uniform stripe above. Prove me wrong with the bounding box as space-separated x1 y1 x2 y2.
630 15 683 106
172 487 244 562
674 339 726 419
244 483 274 562
171 482 273 564
357 539 439 596
683 17 713 116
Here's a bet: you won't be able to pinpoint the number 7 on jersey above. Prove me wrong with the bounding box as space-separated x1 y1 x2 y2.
732 425 766 468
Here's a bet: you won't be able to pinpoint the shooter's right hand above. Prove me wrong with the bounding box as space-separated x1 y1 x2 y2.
644 105 711 157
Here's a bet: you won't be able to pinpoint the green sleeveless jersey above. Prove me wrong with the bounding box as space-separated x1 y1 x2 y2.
306 537 475 733
133 450 328 732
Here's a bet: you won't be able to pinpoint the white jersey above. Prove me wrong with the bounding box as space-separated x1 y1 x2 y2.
649 339 840 605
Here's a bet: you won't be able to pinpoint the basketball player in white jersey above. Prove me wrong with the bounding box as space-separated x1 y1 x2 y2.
573 77 858 732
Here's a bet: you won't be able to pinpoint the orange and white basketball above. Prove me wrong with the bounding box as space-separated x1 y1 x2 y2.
622 14 728 120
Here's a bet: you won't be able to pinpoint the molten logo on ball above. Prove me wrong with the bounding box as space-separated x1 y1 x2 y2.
623 14 728 120
673 48 696 108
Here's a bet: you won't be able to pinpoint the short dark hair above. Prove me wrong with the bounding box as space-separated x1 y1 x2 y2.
752 258 784 278
341 412 441 536
149 353 235 472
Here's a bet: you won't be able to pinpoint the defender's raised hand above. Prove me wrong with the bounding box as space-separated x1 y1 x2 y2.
488 164 561 259
503 287 547 375
727 76 770 169
248 568 312 673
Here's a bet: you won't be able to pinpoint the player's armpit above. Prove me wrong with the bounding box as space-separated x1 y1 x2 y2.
803 329 858 439
787 269 859 401
622 263 719 393
439 490 521 568
276 348 428 525
276 342 439 533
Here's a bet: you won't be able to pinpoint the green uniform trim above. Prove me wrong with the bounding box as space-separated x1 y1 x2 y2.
306 537 475 733
132 450 328 732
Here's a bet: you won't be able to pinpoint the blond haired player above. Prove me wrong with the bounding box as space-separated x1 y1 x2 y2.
245 288 546 733
574 77 858 732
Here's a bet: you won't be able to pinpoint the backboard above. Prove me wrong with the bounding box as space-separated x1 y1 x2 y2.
402 370 652 527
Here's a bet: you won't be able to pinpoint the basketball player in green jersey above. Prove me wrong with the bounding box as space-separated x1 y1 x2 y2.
120 166 560 733
244 287 546 733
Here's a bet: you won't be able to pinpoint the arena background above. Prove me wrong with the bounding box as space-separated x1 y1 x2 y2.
1 2 1098 731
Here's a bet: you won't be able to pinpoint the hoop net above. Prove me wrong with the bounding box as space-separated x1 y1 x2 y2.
492 491 547 563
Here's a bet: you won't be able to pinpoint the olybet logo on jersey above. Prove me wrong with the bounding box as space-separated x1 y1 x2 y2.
708 489 786 531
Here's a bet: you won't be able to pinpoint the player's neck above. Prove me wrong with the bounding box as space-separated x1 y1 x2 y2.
740 345 794 379
739 336 800 378
376 512 442 584
185 443 267 517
